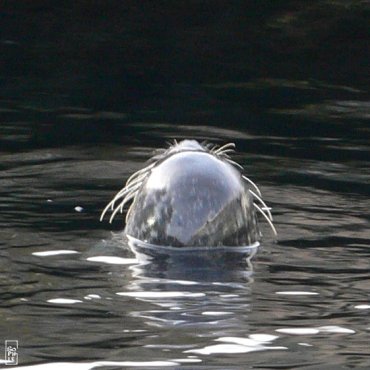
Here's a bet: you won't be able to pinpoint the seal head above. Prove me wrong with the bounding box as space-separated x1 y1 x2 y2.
101 140 276 247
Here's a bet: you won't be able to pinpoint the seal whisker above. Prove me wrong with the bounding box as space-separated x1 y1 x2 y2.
216 148 235 156
100 189 133 221
126 173 144 187
225 158 244 170
201 140 212 149
100 202 114 221
100 182 142 222
214 142 236 154
109 203 125 223
152 148 167 157
249 189 273 221
165 138 178 148
126 162 156 185
117 190 138 213
208 144 218 153
124 180 145 193
262 206 272 211
111 181 142 202
125 201 135 223
100 196 123 221
125 170 151 187
254 203 277 236
109 189 140 223
125 173 148 188
242 175 262 196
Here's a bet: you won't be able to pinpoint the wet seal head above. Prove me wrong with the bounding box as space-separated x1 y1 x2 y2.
100 140 276 247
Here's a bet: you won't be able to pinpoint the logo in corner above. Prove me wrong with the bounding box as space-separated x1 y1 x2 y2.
5 340 18 366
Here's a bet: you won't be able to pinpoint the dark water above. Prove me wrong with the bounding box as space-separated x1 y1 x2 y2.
1 80 369 369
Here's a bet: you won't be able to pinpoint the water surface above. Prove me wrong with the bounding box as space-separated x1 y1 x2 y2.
1 80 369 369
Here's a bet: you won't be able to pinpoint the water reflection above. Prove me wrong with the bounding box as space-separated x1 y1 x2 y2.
114 237 256 330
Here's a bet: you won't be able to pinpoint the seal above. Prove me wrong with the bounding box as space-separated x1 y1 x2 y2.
100 140 276 247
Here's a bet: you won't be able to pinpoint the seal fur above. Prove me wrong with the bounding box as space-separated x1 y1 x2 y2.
101 140 276 247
